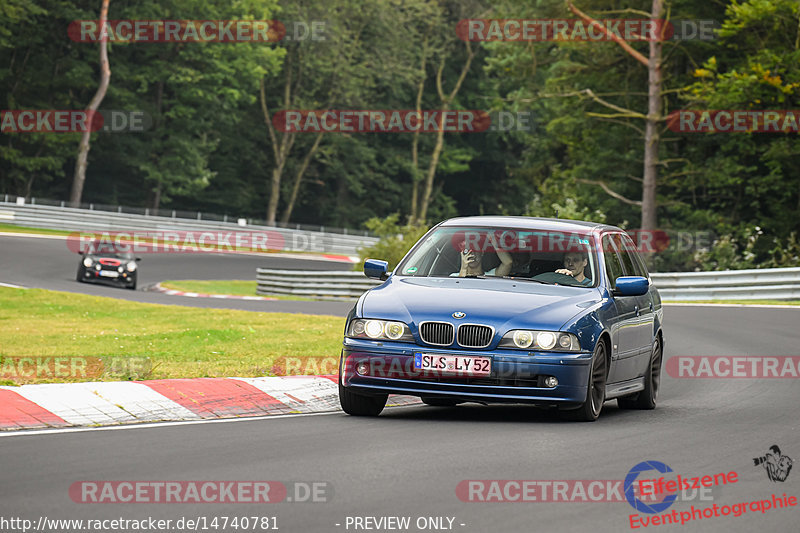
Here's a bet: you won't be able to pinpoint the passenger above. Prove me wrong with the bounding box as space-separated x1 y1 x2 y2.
555 251 592 286
459 245 512 277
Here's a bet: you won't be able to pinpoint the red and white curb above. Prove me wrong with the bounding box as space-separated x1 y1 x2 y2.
149 282 277 301
0 376 420 431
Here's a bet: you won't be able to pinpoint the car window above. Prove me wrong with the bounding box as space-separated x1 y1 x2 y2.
602 235 624 290
620 235 649 278
608 234 635 276
396 226 598 287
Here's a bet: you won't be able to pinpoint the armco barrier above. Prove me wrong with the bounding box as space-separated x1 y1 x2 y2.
256 268 800 301
650 267 800 301
256 269 381 300
0 200 377 255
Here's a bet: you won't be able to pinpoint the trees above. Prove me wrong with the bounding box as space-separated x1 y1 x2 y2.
69 0 110 207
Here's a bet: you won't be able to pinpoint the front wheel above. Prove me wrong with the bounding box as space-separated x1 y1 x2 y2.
562 340 607 422
618 336 662 410
339 383 387 416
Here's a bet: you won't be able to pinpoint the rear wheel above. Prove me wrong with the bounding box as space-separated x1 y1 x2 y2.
618 336 662 410
421 397 460 407
562 340 607 422
339 383 387 416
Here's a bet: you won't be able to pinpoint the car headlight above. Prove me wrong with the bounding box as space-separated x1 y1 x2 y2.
83 257 93 268
347 319 414 342
499 330 581 351
126 261 137 272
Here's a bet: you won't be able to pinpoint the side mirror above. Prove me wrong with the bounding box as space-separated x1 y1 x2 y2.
364 259 390 281
614 276 649 297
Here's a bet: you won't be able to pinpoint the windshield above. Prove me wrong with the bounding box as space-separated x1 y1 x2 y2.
396 226 598 288
85 240 134 259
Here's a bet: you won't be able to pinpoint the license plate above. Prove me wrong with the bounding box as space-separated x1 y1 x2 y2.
99 270 119 278
414 353 491 376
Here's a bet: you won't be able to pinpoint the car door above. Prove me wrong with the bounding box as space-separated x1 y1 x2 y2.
618 234 656 376
601 234 640 384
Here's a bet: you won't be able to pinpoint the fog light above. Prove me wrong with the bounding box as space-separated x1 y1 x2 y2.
356 362 369 375
544 376 558 388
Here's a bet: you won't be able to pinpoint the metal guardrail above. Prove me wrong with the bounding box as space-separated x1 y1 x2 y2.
650 268 800 301
256 269 381 300
256 268 800 301
0 200 378 255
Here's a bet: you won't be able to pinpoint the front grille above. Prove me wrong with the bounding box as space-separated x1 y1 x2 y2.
419 322 455 346
457 324 493 348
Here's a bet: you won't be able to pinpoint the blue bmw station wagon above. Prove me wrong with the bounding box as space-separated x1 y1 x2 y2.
338 216 664 421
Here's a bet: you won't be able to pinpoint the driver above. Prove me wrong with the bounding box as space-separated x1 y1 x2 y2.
555 251 591 286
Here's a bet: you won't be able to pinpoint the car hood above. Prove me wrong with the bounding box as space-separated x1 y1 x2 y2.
361 276 601 332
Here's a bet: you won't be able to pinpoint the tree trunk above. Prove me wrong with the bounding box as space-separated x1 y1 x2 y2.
416 104 448 224
409 38 429 224
414 42 474 225
69 0 110 207
641 0 663 231
281 130 324 224
267 163 285 224
152 181 162 212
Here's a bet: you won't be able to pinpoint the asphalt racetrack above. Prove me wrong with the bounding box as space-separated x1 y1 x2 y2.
0 233 354 315
1 233 798 532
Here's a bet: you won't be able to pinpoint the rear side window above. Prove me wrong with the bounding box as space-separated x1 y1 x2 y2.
602 235 624 290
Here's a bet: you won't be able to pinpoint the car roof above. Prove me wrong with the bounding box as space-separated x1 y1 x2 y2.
437 215 619 233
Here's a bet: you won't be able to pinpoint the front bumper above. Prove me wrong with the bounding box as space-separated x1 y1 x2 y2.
82 267 136 284
340 338 592 406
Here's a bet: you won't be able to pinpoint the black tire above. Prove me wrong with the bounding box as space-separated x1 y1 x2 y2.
76 266 85 283
562 340 608 422
618 336 662 410
421 397 460 407
127 280 137 290
339 383 387 416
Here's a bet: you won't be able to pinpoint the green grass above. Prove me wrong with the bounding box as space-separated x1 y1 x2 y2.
160 280 312 301
668 300 800 306
0 286 344 385
0 222 71 236
161 280 259 297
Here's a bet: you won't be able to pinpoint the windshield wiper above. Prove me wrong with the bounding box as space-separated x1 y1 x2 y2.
503 276 549 284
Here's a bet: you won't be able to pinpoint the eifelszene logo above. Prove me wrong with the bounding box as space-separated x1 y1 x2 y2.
625 461 678 514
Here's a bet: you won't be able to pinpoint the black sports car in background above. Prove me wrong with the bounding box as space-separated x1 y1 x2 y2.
76 240 140 290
